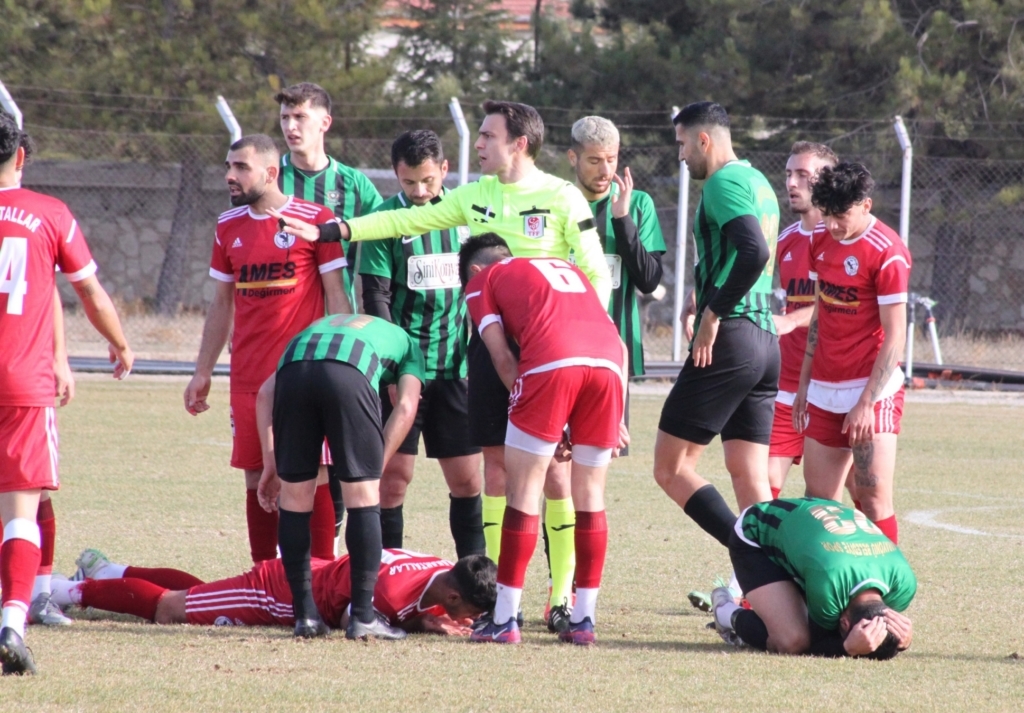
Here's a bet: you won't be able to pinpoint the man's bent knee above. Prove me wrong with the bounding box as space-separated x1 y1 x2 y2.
154 590 187 625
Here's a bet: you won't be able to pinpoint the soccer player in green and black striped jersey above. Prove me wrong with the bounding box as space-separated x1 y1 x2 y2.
568 116 666 458
276 83 383 312
653 102 781 561
358 130 484 560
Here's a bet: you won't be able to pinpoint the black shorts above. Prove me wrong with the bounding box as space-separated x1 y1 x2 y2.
380 378 481 459
658 318 780 445
728 524 793 595
273 360 383 484
466 330 519 448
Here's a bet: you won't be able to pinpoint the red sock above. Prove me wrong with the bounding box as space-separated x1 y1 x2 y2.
874 514 898 544
1 538 41 609
246 489 279 563
123 567 204 590
574 511 608 589
770 487 781 500
81 578 167 621
310 483 336 560
496 507 539 589
36 498 56 576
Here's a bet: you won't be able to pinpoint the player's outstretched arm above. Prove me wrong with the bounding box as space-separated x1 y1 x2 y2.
774 301 814 336
267 208 334 244
256 373 281 513
382 374 423 465
70 274 133 380
402 613 473 636
479 323 519 392
53 287 75 406
185 280 233 415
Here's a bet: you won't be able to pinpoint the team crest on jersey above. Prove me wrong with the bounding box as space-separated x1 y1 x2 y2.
524 215 546 238
326 190 341 207
274 231 296 249
456 225 471 243
844 256 859 276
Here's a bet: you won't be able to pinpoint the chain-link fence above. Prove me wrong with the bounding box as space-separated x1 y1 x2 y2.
26 120 1024 373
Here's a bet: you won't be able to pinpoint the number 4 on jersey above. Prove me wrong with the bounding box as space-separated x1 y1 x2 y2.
0 237 28 315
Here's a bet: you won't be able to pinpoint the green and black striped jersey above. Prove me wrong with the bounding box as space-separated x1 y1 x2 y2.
589 188 666 376
278 154 383 311
278 314 426 393
358 189 469 381
692 160 779 335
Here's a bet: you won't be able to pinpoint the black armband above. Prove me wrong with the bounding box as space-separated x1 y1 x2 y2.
318 220 343 243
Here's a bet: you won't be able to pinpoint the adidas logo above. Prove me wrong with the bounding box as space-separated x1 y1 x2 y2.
232 238 243 248
783 252 792 262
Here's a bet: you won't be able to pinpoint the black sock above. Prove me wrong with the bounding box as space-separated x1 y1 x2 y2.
346 505 382 624
328 467 345 536
380 505 404 550
734 609 769 651
449 494 485 559
278 508 318 622
682 484 737 547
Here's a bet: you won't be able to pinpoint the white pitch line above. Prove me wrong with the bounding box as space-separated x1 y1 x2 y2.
905 507 1021 538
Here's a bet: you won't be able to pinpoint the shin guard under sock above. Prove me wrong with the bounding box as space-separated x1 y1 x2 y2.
481 495 505 563
246 489 279 563
545 498 576 607
345 505 383 624
449 494 485 559
380 505 404 550
81 578 167 621
278 508 317 621
310 483 337 560
683 484 737 547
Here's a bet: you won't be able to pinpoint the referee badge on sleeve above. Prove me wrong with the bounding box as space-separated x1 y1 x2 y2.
524 215 546 238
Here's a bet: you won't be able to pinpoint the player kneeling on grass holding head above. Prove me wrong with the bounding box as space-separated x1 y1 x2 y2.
459 234 629 646
52 548 495 636
709 497 915 658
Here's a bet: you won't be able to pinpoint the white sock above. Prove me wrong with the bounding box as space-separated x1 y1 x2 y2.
493 583 522 626
571 587 599 624
49 579 82 609
715 601 741 630
1 604 28 638
728 572 742 598
95 563 128 580
31 573 52 600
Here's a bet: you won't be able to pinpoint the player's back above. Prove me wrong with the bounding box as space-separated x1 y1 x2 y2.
468 257 622 376
0 187 97 406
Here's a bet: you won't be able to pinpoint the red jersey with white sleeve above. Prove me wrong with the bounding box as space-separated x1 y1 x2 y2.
808 216 911 389
312 549 450 627
465 257 622 377
775 221 825 395
210 197 345 392
0 186 97 407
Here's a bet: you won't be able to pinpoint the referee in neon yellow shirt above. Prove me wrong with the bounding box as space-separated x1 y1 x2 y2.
273 101 610 633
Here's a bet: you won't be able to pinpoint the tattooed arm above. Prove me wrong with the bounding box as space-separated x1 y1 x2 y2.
792 289 819 434
842 303 907 446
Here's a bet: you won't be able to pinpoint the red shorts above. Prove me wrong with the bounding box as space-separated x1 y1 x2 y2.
508 366 623 448
805 389 904 449
185 560 295 627
231 392 331 470
769 401 803 463
0 406 59 493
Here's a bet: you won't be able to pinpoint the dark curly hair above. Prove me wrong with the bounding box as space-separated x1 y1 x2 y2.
0 111 21 165
811 162 875 216
458 233 511 287
846 600 901 661
391 129 444 169
449 555 497 612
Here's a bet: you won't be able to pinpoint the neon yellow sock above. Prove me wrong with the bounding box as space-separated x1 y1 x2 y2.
482 495 506 563
545 497 576 607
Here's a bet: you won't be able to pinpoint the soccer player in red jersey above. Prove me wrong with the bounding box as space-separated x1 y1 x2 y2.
459 235 628 646
768 142 838 497
53 548 495 636
0 113 134 674
793 163 911 544
184 135 348 565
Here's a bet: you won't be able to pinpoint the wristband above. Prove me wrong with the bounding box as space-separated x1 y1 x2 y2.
318 220 343 243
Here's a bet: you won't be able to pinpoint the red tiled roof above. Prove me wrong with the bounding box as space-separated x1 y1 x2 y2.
383 0 570 28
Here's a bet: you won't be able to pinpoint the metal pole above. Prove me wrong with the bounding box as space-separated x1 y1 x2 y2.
448 98 470 185
893 116 912 247
672 107 690 362
215 95 242 144
0 78 23 130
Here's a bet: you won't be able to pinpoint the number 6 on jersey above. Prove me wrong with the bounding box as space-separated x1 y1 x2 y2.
530 258 587 294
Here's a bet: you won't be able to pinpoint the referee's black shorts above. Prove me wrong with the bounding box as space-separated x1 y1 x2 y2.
380 377 481 459
658 318 780 446
273 360 384 484
467 330 518 448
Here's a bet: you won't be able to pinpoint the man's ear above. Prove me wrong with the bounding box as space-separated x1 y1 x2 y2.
862 197 873 214
321 112 333 134
266 164 279 184
699 130 712 153
567 148 578 168
14 145 26 172
469 263 484 276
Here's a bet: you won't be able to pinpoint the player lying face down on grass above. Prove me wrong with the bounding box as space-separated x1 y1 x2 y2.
254 314 426 641
51 548 495 636
709 498 915 658
457 234 629 646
